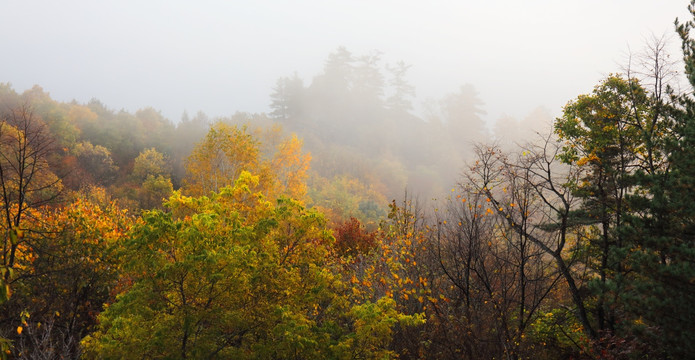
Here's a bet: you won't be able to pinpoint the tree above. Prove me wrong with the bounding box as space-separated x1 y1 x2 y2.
270 134 311 202
82 171 421 359
184 122 312 204
184 122 261 196
269 73 304 123
435 145 564 359
469 139 598 348
138 175 173 210
8 187 132 358
0 104 62 282
555 75 649 335
132 147 169 181
73 141 119 186
441 84 489 150
386 61 415 114
609 6 695 357
333 217 376 259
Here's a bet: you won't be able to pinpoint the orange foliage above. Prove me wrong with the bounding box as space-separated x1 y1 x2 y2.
333 217 376 258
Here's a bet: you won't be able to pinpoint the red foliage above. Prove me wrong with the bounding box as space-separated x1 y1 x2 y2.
333 217 376 258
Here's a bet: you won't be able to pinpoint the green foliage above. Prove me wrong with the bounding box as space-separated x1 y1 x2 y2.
332 297 425 360
528 309 591 357
132 147 169 181
138 174 173 209
73 141 119 185
82 172 418 359
308 174 387 228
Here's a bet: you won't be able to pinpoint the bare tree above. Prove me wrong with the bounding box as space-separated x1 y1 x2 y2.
426 143 563 359
0 103 61 279
468 137 598 341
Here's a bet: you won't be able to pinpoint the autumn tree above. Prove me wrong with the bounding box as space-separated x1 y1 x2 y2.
269 134 311 202
466 138 600 355
132 147 169 181
82 172 421 359
8 187 132 358
333 217 376 259
554 75 650 336
184 122 261 196
72 141 119 186
0 104 62 281
426 145 562 359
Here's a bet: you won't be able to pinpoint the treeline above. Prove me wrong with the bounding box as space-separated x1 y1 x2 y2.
269 47 551 205
0 3 695 359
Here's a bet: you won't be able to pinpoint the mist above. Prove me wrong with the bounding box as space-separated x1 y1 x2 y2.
1 1 688 125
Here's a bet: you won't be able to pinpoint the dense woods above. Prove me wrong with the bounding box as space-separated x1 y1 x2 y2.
1 3 695 359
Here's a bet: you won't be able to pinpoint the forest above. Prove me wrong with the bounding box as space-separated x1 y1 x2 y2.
1 3 695 360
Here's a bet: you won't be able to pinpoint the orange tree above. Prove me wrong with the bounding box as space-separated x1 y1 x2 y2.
6 187 133 358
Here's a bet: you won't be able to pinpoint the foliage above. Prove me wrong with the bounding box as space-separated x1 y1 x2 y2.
73 141 119 186
333 217 377 259
82 172 419 359
184 122 261 196
184 122 311 204
132 147 169 181
4 186 132 358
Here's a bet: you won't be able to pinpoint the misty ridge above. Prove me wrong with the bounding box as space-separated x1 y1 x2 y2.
1 46 554 226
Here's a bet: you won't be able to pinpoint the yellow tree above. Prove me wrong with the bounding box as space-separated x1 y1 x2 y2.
0 104 61 281
270 134 311 201
184 122 312 203
184 123 261 196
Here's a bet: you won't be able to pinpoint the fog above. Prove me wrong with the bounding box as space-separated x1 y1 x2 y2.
1 1 692 206
1 1 689 125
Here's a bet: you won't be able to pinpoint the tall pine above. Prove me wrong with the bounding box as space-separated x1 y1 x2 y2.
620 2 695 357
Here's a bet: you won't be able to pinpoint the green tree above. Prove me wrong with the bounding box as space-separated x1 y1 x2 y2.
385 61 415 114
82 171 420 359
269 73 304 123
73 142 119 186
555 75 649 335
132 147 169 181
138 175 173 210
613 5 695 357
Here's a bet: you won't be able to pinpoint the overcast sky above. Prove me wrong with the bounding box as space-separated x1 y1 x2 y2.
1 1 691 125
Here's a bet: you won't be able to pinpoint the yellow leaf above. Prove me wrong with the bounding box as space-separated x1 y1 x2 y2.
17 326 22 335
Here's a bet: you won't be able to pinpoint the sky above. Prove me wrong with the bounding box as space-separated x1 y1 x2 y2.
1 1 691 126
